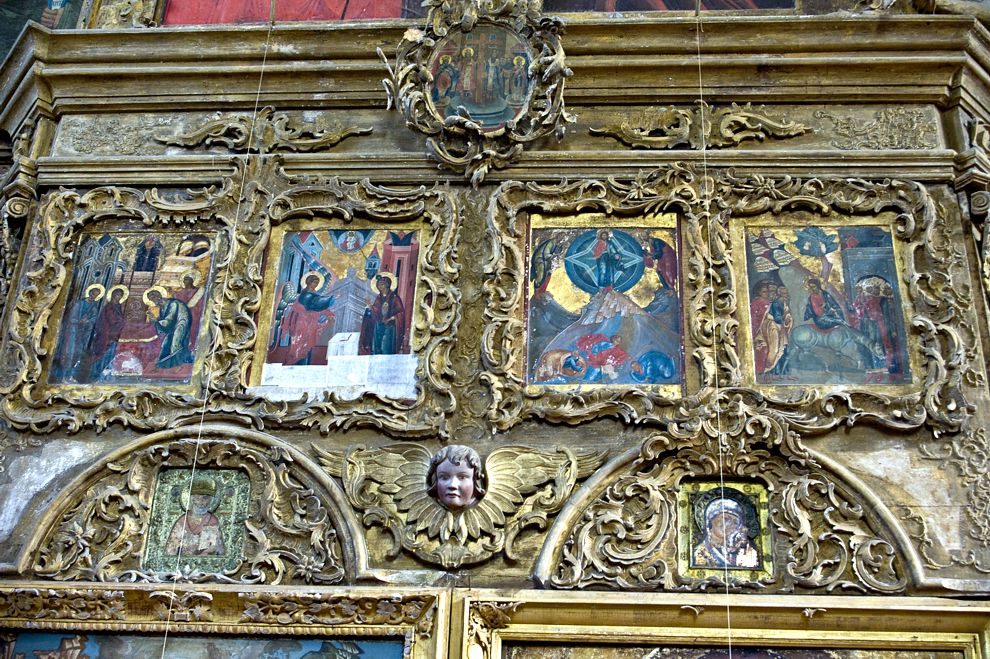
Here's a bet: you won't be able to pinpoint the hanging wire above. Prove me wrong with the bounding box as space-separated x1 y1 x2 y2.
158 2 278 654
693 0 734 655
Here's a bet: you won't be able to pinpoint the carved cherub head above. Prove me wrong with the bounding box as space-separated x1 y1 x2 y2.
427 445 485 510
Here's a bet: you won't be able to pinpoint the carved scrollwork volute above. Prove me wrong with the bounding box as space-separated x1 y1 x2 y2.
539 395 909 594
28 427 351 585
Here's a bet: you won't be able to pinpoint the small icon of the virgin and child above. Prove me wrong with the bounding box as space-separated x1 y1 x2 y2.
164 475 228 557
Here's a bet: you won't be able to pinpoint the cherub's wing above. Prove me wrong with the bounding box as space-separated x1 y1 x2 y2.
314 443 435 514
466 447 607 537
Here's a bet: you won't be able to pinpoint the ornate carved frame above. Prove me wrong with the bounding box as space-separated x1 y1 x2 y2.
0 583 447 659
483 167 982 437
381 0 573 185
454 591 990 659
0 159 462 438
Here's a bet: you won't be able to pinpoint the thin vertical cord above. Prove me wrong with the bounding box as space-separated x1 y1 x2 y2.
158 13 277 657
693 4 734 657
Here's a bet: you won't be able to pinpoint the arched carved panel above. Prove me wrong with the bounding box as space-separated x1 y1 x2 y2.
23 424 367 585
534 395 914 594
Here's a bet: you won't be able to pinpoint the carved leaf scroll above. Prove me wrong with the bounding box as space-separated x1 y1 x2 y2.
32 435 346 586
548 394 908 595
590 102 810 150
157 107 373 155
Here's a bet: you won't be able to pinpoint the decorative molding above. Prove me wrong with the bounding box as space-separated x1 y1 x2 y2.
150 590 213 622
381 1 573 185
240 593 437 637
814 108 938 150
156 107 373 155
316 443 606 569
590 102 810 150
0 588 126 621
466 600 521 659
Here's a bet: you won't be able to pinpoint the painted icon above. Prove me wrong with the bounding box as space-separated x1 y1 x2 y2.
49 232 215 385
144 468 249 573
743 223 911 386
427 24 533 131
259 228 419 399
679 481 772 580
527 217 682 391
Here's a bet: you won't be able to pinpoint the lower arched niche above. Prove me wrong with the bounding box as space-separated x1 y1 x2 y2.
19 422 367 585
533 398 921 595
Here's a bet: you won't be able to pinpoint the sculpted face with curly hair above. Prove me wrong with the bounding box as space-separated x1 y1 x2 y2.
427 445 485 510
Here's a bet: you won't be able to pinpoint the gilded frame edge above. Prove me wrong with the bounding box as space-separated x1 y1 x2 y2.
453 590 990 659
0 583 449 659
0 181 239 434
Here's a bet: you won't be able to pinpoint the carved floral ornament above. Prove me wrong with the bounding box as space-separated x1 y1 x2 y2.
0 157 462 438
381 0 574 185
483 167 982 437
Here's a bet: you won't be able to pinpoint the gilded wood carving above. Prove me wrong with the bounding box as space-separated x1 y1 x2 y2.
590 102 810 150
0 584 445 659
30 431 348 585
538 398 908 594
0 158 461 437
483 167 981 436
316 443 606 569
381 0 573 184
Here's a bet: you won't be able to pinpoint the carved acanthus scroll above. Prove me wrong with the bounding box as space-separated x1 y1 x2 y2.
157 107 373 154
31 432 346 585
590 102 809 150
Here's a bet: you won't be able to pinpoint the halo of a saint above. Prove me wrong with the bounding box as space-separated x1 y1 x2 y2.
300 271 326 290
107 284 130 302
855 275 894 297
563 228 645 295
84 283 106 301
181 269 203 287
142 285 168 306
370 270 397 292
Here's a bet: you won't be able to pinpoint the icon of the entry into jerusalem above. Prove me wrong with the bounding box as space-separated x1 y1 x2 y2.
49 231 216 386
679 481 772 580
742 221 912 386
526 215 683 393
428 23 534 130
255 228 419 399
144 469 249 573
